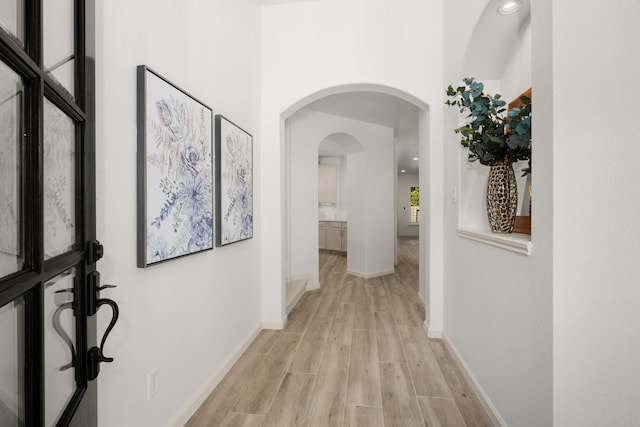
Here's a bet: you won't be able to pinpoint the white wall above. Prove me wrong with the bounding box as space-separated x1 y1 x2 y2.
288 109 395 287
261 0 443 327
551 1 640 425
95 0 262 425
397 173 420 237
443 2 552 426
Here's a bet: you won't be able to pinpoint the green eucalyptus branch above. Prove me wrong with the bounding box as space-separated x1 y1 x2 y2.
445 77 531 175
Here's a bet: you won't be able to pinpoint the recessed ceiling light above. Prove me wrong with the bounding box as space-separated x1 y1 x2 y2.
497 0 522 15
413 157 419 161
401 170 406 173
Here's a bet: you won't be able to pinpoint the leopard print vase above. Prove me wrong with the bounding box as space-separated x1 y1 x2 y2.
486 164 517 233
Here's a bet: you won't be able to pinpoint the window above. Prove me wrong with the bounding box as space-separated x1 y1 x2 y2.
410 186 420 224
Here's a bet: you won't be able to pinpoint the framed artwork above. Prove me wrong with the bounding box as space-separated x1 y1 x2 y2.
137 66 214 267
215 115 253 246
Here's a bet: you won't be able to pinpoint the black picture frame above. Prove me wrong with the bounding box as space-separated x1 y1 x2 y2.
137 66 214 267
215 115 254 246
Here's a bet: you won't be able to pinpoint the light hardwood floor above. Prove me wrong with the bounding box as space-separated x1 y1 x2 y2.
187 238 493 427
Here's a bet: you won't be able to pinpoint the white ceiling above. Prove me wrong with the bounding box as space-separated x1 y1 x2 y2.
306 91 421 174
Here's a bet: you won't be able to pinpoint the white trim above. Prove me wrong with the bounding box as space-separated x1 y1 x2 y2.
457 228 532 256
346 268 395 279
262 320 286 330
417 291 426 307
424 320 442 339
168 324 262 427
442 334 508 427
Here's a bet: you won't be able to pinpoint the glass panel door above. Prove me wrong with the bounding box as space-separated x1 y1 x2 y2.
0 60 23 278
0 297 25 426
44 269 77 426
43 98 76 260
43 0 75 96
0 0 24 43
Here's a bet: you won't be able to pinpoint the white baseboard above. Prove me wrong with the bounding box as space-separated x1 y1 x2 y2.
424 320 442 339
442 334 507 427
417 291 426 307
262 320 285 330
346 268 395 279
168 324 262 427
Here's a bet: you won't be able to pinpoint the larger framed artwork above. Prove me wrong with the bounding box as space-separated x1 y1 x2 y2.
137 66 214 267
215 115 253 246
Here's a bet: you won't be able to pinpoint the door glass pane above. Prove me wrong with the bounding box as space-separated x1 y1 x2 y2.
43 0 74 96
0 60 24 277
43 99 75 259
44 268 76 427
0 0 24 43
0 297 25 426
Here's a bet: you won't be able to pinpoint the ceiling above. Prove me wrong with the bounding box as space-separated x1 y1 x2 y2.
305 91 421 174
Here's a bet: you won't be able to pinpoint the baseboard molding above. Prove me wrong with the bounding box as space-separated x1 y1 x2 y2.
169 324 262 427
442 334 507 427
346 268 395 279
417 291 426 307
424 320 442 339
262 320 285 330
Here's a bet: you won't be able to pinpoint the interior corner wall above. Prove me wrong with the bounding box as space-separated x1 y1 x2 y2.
397 173 420 237
261 0 443 329
442 2 552 426
288 110 394 285
95 1 262 426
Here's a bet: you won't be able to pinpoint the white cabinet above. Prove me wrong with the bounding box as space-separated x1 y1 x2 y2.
319 222 326 249
319 221 347 253
318 165 338 205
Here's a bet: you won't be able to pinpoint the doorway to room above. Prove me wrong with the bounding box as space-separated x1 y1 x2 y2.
282 85 428 319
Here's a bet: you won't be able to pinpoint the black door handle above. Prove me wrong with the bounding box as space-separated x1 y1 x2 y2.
87 276 120 381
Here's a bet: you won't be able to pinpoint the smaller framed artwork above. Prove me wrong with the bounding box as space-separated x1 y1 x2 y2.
215 115 253 246
137 66 214 267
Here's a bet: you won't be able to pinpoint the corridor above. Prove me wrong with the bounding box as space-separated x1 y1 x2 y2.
187 238 492 426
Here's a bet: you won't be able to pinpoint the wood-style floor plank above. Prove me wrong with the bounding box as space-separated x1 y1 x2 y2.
346 330 382 407
186 351 265 426
418 396 467 427
289 315 333 373
379 362 424 427
220 413 265 427
375 311 406 363
342 405 384 427
353 294 376 331
263 373 315 427
188 238 493 427
328 303 355 347
399 326 452 398
284 292 321 334
246 329 281 354
232 333 301 415
430 340 494 427
303 343 351 426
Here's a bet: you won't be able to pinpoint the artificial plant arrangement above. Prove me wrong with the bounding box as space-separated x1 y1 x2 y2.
446 77 531 174
445 77 532 233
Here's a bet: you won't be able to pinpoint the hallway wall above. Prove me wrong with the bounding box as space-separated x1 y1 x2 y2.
95 0 262 425
288 109 395 287
260 0 444 331
442 2 552 426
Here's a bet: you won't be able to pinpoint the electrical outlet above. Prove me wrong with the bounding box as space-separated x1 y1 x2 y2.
147 369 159 399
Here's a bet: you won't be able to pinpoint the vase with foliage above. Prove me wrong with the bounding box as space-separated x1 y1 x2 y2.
445 77 531 233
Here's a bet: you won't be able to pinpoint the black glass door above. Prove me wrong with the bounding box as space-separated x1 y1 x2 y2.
0 0 98 425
